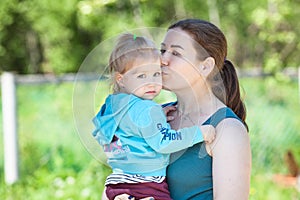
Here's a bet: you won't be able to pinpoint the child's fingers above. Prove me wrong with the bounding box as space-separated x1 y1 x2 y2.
114 195 154 200
140 197 154 200
204 126 216 144
114 194 135 200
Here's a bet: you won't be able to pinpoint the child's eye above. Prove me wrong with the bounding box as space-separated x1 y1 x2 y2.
153 72 161 77
137 74 146 78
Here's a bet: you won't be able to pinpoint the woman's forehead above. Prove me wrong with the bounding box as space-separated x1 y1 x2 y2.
132 56 160 66
162 28 194 47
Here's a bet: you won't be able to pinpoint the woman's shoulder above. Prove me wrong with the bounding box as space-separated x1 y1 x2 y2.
206 107 249 156
218 117 248 135
209 117 249 156
216 112 248 142
203 107 243 126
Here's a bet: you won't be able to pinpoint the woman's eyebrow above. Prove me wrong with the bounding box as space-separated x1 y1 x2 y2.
160 43 184 50
171 45 184 50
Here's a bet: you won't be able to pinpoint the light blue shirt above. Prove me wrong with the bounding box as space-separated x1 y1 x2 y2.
92 93 204 176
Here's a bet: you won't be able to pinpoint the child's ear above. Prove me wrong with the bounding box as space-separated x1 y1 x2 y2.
199 57 215 77
115 73 124 87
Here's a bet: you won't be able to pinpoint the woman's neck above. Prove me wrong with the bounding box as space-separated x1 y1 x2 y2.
175 86 224 118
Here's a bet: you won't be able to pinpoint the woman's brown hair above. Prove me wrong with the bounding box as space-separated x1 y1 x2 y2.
168 19 247 129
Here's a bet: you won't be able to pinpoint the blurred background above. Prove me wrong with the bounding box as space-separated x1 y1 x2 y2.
0 0 299 199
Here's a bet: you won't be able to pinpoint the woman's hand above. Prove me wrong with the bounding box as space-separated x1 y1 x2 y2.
163 105 176 122
114 194 154 200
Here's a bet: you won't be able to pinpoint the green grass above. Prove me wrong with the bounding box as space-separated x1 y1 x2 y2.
241 77 300 200
0 82 111 200
0 77 299 199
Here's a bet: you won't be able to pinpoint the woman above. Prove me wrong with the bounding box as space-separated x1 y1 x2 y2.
110 18 251 200
160 19 251 200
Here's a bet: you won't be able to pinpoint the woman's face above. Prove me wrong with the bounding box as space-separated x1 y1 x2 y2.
160 28 204 92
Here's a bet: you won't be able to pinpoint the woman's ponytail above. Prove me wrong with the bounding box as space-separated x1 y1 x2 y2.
221 60 248 129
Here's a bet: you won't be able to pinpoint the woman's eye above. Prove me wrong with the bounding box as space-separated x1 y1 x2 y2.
137 74 146 78
153 72 161 77
160 49 181 57
172 51 180 56
160 49 166 54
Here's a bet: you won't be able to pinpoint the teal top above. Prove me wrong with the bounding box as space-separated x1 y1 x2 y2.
166 105 242 200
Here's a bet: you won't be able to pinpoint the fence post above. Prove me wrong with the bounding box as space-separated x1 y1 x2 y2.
1 72 19 184
299 67 300 104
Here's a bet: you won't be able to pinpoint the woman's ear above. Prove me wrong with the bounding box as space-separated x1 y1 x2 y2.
200 57 215 77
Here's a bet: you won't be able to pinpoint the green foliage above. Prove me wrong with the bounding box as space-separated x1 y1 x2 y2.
242 78 300 173
250 0 300 74
1 0 300 74
0 82 111 199
0 160 110 200
0 0 31 73
250 174 299 200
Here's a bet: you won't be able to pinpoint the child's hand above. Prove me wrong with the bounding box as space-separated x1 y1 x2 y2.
114 194 154 200
113 194 129 200
200 125 216 144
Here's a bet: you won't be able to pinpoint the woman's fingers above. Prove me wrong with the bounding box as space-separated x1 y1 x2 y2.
163 106 176 122
164 105 176 114
166 115 175 121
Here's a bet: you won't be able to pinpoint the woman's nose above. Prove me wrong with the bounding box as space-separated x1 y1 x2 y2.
160 54 169 66
161 56 169 66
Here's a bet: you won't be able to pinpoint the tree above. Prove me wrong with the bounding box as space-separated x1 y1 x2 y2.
0 0 299 74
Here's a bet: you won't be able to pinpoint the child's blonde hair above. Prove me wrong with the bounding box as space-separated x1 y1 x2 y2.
109 33 160 92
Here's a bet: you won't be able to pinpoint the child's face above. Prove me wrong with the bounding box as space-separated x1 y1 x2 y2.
120 57 162 100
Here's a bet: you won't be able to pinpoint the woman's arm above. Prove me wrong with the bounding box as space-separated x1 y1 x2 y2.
210 118 251 200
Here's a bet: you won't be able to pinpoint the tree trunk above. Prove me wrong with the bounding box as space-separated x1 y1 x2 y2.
207 0 220 28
